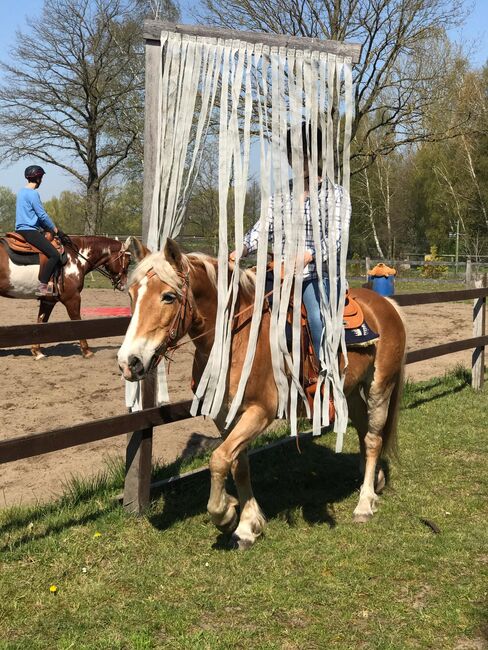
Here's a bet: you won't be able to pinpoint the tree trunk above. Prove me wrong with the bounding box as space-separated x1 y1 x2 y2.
85 182 101 235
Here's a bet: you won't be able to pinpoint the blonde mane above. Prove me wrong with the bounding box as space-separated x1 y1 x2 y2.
188 253 256 301
128 252 183 292
130 250 256 303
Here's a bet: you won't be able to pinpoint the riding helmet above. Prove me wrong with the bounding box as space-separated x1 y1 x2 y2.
24 165 46 180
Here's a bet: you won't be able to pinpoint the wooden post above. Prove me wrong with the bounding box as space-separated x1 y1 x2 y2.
123 371 156 513
472 274 487 390
365 256 371 276
122 34 162 514
465 258 472 285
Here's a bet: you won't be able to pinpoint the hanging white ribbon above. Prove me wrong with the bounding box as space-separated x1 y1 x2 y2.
144 31 354 450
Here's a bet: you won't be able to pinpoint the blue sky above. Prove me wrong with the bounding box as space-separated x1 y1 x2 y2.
0 0 487 199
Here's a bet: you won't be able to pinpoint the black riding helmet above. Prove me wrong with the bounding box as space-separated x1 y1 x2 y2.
24 165 45 180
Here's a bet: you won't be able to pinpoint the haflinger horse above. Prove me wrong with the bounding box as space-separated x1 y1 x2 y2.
118 239 406 549
0 235 134 359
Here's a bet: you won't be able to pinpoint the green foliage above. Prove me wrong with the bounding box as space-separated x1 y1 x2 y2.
0 185 16 233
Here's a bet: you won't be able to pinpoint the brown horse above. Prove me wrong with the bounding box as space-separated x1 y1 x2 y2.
118 239 406 549
0 235 133 359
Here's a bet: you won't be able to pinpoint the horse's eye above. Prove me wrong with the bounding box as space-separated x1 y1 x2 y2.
161 292 177 304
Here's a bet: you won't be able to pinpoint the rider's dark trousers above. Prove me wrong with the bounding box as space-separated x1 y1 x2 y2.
16 229 61 283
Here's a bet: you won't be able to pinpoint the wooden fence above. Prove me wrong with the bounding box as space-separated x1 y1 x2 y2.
0 285 486 513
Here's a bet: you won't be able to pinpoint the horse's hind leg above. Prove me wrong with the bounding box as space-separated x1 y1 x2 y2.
352 382 394 523
348 386 386 493
63 293 94 358
208 405 269 548
32 299 56 360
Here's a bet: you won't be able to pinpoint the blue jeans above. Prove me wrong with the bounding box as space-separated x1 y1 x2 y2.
302 277 330 360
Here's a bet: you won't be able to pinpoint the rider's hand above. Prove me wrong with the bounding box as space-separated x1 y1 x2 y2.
303 251 314 266
229 246 248 262
57 229 71 245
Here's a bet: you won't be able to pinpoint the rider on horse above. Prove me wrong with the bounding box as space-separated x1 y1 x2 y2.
15 165 69 297
230 125 352 362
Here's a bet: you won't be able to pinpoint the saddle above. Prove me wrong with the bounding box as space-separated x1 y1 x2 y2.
1 231 67 295
264 264 379 421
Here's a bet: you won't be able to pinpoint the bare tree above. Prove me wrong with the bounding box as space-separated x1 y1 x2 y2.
0 0 176 233
197 0 469 173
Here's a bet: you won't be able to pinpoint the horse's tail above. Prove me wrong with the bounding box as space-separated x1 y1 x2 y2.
382 297 407 459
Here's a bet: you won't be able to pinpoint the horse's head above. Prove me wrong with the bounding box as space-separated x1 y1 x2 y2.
118 239 193 381
102 237 135 291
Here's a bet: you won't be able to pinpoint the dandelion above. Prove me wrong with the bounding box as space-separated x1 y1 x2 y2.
49 585 58 594
93 531 102 538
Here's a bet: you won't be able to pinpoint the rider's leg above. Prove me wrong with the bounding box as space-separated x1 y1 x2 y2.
17 229 60 284
302 276 330 361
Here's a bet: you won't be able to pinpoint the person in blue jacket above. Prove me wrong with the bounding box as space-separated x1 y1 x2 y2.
15 165 65 297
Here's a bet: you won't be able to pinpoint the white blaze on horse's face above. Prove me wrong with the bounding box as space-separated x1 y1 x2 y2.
117 273 181 381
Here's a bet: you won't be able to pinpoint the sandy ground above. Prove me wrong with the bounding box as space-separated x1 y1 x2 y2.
0 289 477 507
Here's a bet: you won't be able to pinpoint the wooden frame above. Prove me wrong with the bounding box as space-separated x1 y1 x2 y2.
143 20 362 61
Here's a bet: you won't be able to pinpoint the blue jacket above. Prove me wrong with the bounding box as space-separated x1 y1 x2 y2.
15 187 56 232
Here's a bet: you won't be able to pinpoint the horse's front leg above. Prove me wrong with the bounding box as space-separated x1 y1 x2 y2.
32 299 56 360
63 293 94 358
208 405 270 549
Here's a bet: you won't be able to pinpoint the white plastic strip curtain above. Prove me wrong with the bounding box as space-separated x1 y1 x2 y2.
188 38 353 450
137 29 353 450
126 30 223 410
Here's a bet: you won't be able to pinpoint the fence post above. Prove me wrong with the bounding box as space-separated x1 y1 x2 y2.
123 371 156 514
472 274 487 390
365 256 371 276
465 258 472 285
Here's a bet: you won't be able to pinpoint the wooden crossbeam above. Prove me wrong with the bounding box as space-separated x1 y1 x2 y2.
143 20 362 63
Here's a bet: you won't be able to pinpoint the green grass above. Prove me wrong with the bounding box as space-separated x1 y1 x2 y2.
0 370 487 649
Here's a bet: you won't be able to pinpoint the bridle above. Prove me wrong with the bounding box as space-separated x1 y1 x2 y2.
144 265 194 368
103 248 132 291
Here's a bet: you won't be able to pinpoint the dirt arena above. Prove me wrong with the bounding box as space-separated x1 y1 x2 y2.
0 289 475 507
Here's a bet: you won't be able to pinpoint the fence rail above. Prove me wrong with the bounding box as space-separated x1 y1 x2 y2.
0 285 486 512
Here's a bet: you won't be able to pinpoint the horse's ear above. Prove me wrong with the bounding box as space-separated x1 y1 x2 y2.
164 238 183 271
124 236 149 262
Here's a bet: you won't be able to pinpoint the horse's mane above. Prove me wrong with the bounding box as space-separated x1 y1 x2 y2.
129 250 256 302
129 251 182 292
188 252 256 302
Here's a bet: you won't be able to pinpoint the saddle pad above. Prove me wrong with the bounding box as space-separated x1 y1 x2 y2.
1 239 40 265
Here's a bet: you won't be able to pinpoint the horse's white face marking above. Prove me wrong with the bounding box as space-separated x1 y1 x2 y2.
118 278 155 379
6 262 40 297
117 273 182 381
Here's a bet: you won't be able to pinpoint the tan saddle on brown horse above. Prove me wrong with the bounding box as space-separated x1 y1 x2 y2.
4 231 65 291
264 263 378 421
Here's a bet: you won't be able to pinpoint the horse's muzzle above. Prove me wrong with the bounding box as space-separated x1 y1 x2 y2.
119 354 145 381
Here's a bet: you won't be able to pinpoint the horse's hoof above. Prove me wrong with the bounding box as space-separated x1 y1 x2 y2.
214 505 239 535
33 353 46 361
353 511 373 523
230 533 254 551
82 350 94 359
